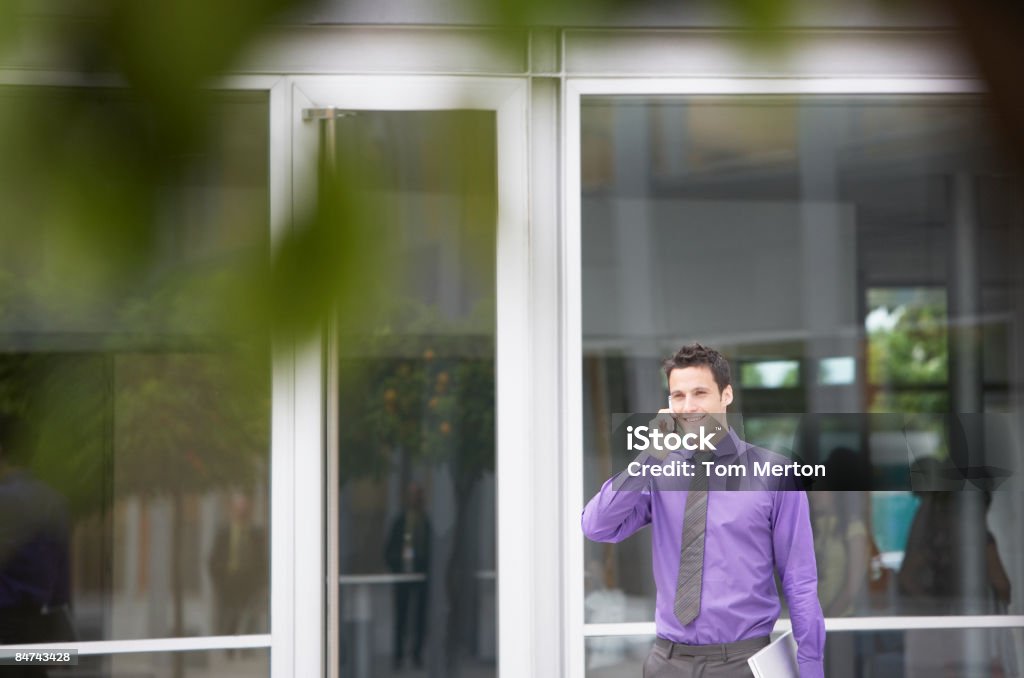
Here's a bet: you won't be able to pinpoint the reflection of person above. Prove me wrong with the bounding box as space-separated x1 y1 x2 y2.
385 482 431 671
898 459 1011 612
812 492 868 617
582 344 825 678
813 449 870 618
898 458 1013 676
810 457 869 678
0 414 73 678
207 493 267 644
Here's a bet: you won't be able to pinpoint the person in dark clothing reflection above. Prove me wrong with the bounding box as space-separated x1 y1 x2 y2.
0 414 73 678
208 492 267 649
898 457 1013 676
385 482 431 671
898 457 1011 613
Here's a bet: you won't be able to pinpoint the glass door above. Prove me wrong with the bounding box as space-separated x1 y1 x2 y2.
291 77 529 678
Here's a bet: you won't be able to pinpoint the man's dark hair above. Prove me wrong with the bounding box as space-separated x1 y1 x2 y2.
662 343 732 393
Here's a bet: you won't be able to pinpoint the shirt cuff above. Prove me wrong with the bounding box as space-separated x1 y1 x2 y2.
798 659 825 678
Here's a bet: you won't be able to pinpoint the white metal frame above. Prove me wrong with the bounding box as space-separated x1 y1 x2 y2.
562 75 1024 676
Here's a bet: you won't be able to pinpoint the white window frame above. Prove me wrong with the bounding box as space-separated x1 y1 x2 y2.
561 74 1024 677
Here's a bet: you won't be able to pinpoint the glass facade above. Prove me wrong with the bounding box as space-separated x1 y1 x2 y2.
1 27 1021 678
579 95 1024 644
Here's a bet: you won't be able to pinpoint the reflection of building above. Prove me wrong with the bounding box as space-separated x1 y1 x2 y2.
1 2 1024 677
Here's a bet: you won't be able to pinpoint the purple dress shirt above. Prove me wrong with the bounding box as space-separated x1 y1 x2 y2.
582 429 825 678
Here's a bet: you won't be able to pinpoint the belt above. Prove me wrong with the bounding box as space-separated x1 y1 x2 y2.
655 635 769 662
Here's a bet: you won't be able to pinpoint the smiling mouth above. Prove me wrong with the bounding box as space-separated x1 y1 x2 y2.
680 414 706 423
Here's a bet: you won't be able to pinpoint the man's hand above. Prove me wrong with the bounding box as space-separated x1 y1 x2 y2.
644 409 677 461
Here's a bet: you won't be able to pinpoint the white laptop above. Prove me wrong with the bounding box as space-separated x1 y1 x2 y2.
747 630 799 678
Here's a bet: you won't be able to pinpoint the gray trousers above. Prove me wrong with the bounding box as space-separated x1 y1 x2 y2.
643 636 769 678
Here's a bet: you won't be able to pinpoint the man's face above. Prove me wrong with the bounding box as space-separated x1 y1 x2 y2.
667 365 733 434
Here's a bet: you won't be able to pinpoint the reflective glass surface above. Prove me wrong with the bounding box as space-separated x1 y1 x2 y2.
331 110 497 678
580 96 1024 622
0 89 270 642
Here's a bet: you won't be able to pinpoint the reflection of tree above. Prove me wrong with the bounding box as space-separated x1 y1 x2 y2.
338 302 494 674
114 346 268 657
0 354 108 516
867 291 949 414
868 293 948 385
115 350 268 494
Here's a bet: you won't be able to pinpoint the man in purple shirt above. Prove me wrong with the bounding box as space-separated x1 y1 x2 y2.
582 344 825 678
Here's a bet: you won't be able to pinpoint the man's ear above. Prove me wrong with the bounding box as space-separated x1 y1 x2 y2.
721 385 734 408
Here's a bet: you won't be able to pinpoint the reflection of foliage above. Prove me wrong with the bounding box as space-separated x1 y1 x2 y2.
0 341 268 510
110 254 271 497
0 353 108 514
114 349 269 496
867 292 948 387
338 294 494 480
867 290 949 414
338 337 494 482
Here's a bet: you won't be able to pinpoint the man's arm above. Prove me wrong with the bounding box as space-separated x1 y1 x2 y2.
581 456 653 543
771 489 826 678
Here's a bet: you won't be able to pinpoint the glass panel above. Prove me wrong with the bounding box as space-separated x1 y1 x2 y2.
835 627 1024 677
740 360 801 388
580 96 1024 624
332 111 497 678
0 89 270 642
819 356 856 385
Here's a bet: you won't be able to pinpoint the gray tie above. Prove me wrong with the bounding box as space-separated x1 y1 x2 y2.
674 450 714 625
